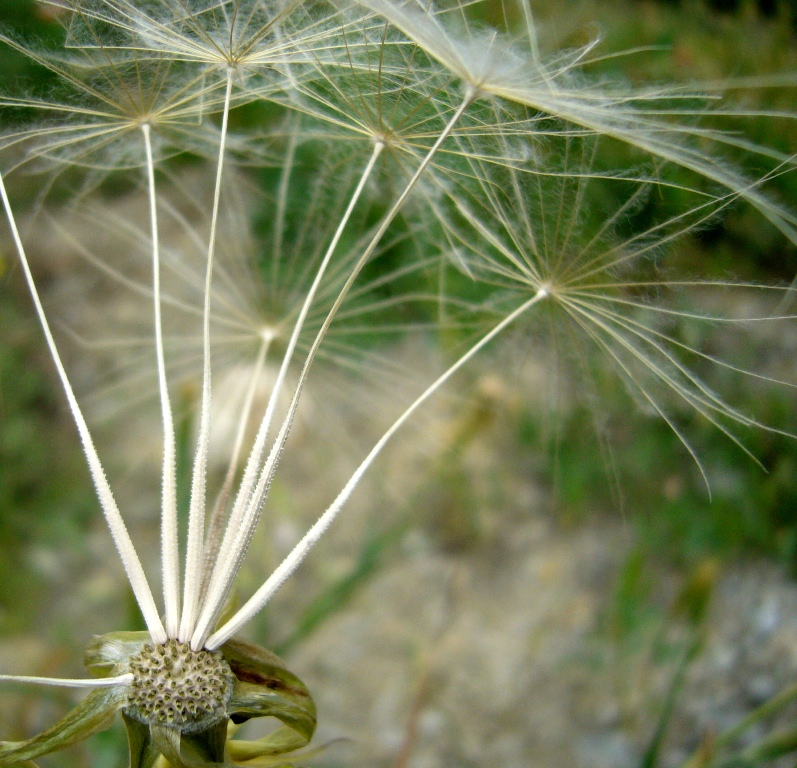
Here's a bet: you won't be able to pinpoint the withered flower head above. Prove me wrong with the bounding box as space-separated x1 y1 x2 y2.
1 632 316 767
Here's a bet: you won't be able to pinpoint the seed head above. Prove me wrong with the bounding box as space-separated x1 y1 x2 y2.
124 640 233 733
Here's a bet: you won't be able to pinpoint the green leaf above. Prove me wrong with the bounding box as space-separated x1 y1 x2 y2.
743 727 797 761
0 684 127 766
641 637 703 768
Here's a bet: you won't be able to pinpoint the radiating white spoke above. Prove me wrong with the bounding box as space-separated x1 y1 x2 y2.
0 170 167 645
199 331 272 600
0 674 133 689
179 67 235 642
142 123 180 639
191 139 386 649
194 94 475 650
205 288 549 648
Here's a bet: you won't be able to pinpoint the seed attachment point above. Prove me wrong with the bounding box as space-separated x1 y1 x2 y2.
124 640 233 732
